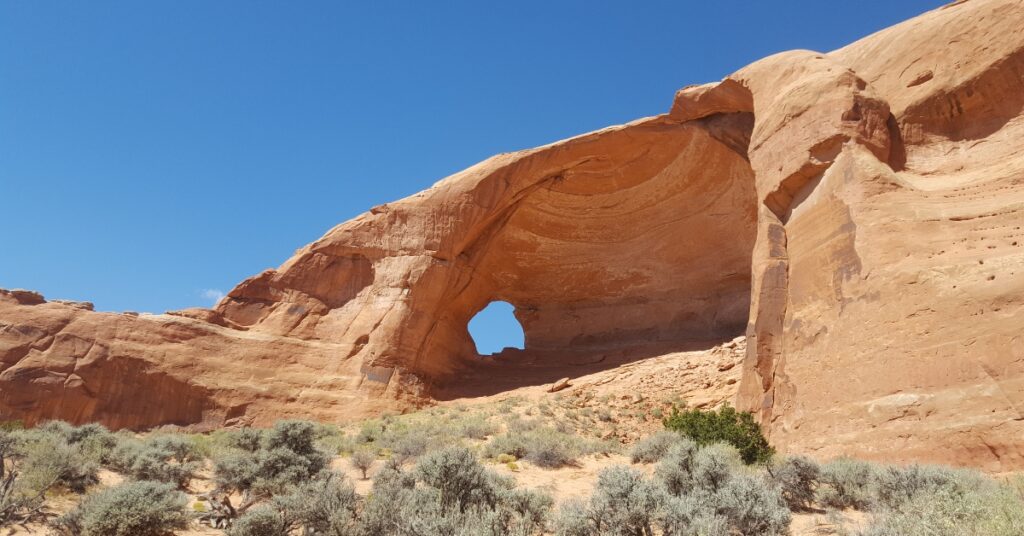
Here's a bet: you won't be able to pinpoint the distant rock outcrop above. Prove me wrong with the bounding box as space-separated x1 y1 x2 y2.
2 0 1022 470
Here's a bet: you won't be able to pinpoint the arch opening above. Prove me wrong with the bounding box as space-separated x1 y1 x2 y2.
467 301 525 356
426 112 758 398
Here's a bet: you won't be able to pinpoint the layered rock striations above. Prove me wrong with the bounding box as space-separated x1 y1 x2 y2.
2 0 1022 469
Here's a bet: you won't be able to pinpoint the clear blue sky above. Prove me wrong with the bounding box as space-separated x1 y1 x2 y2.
1 1 944 349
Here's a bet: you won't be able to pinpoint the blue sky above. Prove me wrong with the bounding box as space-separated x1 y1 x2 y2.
1 1 944 351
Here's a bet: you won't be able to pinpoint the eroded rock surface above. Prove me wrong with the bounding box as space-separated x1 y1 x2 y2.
2 0 1022 469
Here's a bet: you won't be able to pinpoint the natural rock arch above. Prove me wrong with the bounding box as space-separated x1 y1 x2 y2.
3 0 1024 469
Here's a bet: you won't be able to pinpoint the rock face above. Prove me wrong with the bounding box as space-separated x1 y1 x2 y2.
2 0 1023 469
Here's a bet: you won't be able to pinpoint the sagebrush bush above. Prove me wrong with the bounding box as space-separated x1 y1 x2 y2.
818 457 878 509
654 439 700 497
226 427 264 452
38 422 118 464
660 495 730 536
227 505 289 536
213 420 330 496
456 414 496 440
688 443 741 495
361 446 551 536
872 463 982 510
54 480 191 536
281 473 360 535
554 465 664 535
228 472 359 535
416 446 499 510
859 480 1024 536
716 474 790 536
630 431 687 464
110 434 202 488
0 430 48 526
15 428 100 493
662 405 774 464
350 448 376 479
484 426 600 468
769 455 820 510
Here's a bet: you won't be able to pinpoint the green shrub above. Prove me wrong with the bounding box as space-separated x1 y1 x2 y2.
818 457 878 509
631 431 689 464
769 455 820 510
662 405 773 464
54 480 191 536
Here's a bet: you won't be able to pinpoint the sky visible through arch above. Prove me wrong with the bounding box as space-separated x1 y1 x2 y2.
1 1 946 352
469 301 525 355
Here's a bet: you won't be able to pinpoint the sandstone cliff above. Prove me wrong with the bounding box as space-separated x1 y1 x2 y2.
2 0 1022 470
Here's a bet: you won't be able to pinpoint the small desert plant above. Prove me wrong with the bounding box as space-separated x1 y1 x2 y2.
859 478 1024 536
456 414 496 440
361 447 551 536
230 474 360 535
280 473 360 535
53 480 191 536
14 427 101 493
818 457 878 509
872 463 982 510
662 404 773 464
631 431 687 464
110 434 202 488
213 420 330 495
553 465 665 536
350 448 376 480
0 430 53 527
657 442 740 498
485 427 586 468
716 474 791 536
655 439 700 497
38 422 119 464
226 505 290 536
769 455 821 510
356 419 385 444
416 446 498 510
204 420 331 528
226 427 265 452
660 495 730 536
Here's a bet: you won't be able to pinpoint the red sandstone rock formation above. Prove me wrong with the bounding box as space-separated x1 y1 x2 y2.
2 0 1022 469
